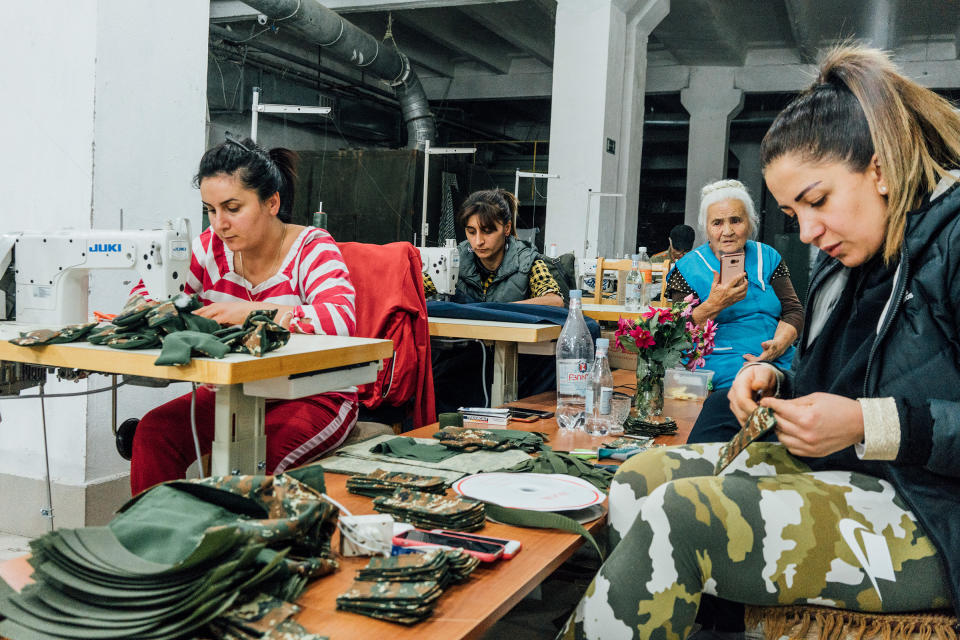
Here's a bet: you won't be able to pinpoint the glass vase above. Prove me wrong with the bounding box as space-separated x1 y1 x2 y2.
633 360 665 419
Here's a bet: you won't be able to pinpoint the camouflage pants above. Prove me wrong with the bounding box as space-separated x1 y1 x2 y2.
560 443 951 640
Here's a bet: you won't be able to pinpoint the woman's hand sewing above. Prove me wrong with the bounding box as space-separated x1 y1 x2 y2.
760 393 865 458
728 364 779 424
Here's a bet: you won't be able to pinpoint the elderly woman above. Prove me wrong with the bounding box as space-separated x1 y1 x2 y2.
560 44 960 640
666 180 803 391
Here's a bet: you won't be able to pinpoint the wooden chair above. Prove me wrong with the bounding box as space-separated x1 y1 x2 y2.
591 257 671 307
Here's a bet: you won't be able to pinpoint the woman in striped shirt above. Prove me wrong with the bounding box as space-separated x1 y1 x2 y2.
129 137 358 494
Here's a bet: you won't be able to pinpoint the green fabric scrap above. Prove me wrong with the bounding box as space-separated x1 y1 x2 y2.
154 331 231 366
369 437 461 463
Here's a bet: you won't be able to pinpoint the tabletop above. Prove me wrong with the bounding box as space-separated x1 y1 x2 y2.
0 370 705 640
0 322 393 385
428 317 562 343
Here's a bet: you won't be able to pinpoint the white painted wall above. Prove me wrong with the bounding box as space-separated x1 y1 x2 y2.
0 1 209 493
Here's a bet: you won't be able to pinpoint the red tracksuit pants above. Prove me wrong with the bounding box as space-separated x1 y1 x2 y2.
130 386 358 495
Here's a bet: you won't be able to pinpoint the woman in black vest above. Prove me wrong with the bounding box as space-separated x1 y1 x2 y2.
424 189 564 306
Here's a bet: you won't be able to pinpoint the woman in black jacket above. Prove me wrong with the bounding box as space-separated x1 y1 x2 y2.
560 45 960 640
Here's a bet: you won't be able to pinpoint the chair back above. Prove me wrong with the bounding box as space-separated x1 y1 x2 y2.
336 241 436 427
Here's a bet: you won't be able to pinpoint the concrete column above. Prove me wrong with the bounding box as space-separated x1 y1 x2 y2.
729 141 763 214
545 0 668 259
0 0 209 535
681 68 744 241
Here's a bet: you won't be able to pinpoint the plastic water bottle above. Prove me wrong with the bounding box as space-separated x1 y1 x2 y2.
584 338 614 436
637 246 652 307
625 254 643 311
556 290 594 431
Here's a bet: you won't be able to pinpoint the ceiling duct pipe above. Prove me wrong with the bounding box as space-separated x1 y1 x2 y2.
241 0 436 148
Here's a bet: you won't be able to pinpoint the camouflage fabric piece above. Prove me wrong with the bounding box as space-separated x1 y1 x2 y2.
373 488 486 532
102 327 162 349
336 579 443 624
346 468 447 498
146 295 220 335
202 594 327 640
215 309 289 357
177 474 340 578
113 295 161 326
561 443 951 640
714 406 777 474
87 323 123 344
8 322 98 346
433 427 546 453
154 330 231 365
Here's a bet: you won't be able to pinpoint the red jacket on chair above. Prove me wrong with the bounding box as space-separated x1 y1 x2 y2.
337 241 436 427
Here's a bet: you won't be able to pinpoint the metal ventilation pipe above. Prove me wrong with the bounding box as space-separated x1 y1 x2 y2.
241 0 436 148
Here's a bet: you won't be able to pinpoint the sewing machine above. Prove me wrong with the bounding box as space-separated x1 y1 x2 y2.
0 219 192 326
418 242 459 297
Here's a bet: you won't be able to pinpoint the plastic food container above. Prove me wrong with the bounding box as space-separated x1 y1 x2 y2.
664 368 715 401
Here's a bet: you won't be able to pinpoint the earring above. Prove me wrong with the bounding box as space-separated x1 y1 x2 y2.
879 185 888 194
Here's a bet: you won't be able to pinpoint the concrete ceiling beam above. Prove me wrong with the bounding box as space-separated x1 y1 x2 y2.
782 0 819 63
460 3 554 65
393 7 514 74
653 0 745 65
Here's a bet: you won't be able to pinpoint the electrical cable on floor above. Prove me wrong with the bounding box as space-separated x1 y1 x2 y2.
4 379 130 400
476 339 489 408
37 383 55 532
189 383 204 479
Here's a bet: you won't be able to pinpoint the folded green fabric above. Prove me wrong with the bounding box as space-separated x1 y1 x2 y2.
0 472 339 640
154 331 231 366
369 437 460 463
113 296 161 327
502 446 615 492
103 329 162 350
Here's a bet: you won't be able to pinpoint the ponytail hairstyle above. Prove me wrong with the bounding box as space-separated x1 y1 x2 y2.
457 188 519 237
761 44 960 263
194 136 299 222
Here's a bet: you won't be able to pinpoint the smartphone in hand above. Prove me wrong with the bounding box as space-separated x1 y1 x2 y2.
720 251 745 284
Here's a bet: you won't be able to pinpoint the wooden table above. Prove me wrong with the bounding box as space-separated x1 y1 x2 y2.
429 317 562 407
289 369 702 638
0 323 393 475
0 370 704 640
581 303 672 323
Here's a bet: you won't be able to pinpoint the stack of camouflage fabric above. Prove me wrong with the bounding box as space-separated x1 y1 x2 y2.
198 593 328 640
433 427 546 453
373 489 486 532
336 549 478 624
8 294 290 366
345 469 447 498
0 471 338 640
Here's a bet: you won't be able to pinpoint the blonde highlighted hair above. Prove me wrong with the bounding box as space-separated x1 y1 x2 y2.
761 44 960 263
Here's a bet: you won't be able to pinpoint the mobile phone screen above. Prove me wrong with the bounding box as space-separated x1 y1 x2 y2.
400 530 503 554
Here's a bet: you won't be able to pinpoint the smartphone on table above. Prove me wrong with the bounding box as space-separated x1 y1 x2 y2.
431 530 522 559
720 251 745 284
508 407 555 423
392 529 504 562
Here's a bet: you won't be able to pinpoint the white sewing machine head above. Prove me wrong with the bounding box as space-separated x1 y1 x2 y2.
417 241 459 297
0 219 192 325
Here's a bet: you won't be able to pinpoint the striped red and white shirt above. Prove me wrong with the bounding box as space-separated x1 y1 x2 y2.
132 226 356 336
